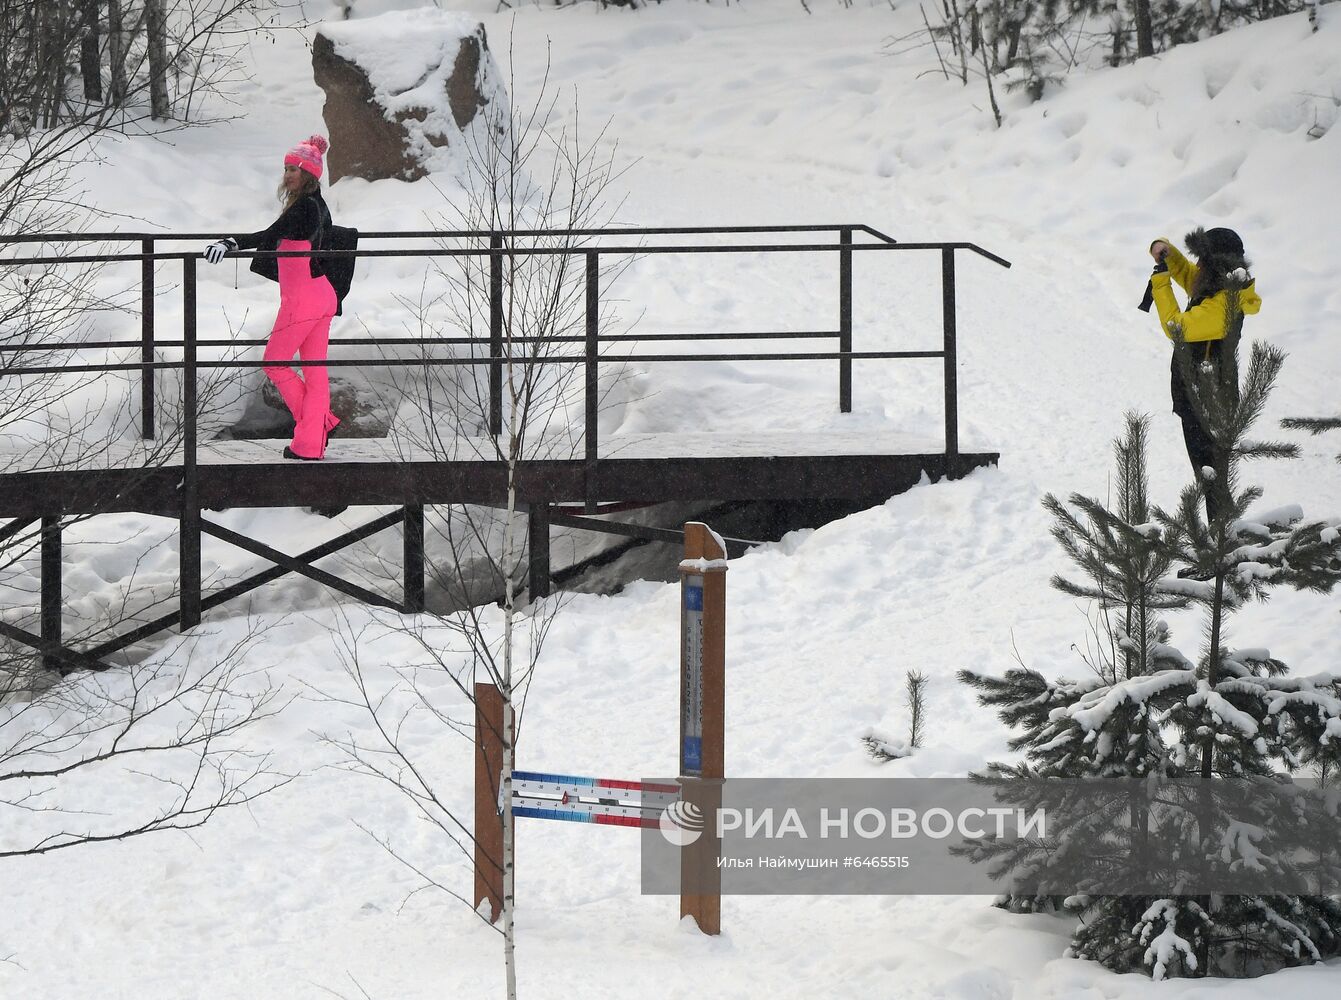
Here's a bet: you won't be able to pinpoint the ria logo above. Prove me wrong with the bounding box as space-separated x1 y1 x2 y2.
659 800 705 846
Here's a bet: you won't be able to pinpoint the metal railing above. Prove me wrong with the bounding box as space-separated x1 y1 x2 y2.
1 224 1011 478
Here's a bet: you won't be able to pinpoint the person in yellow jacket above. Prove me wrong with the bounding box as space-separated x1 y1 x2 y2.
1146 227 1260 518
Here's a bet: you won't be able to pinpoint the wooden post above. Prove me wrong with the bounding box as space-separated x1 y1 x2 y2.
474 681 505 923
679 522 725 935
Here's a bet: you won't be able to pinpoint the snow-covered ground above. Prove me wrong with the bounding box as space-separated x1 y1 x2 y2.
3 1 1340 996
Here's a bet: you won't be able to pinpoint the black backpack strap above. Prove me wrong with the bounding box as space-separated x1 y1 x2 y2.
303 195 327 277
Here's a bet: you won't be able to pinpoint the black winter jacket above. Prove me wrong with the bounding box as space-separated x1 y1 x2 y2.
234 192 332 281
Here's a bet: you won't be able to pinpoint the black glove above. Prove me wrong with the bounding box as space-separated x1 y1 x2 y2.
203 238 237 265
1138 260 1168 312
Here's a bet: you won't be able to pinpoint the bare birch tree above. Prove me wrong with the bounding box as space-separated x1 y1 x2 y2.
319 52 632 998
0 0 296 881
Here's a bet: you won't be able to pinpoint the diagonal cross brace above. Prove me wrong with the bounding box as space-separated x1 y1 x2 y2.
546 510 758 557
199 508 410 614
0 619 116 674
200 516 404 611
83 508 410 660
0 516 39 547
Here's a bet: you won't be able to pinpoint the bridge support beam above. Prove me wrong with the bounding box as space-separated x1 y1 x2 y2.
527 503 550 601
403 503 425 613
41 516 62 674
180 509 201 631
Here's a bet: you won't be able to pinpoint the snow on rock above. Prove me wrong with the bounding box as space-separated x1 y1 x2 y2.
314 8 506 182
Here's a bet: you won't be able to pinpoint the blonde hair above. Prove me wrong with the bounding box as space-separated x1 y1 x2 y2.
278 168 321 209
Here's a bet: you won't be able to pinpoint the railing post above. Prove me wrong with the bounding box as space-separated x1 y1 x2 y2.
403 502 425 613
584 251 599 514
941 247 959 477
839 227 852 413
41 515 62 674
142 238 155 439
489 232 503 437
180 256 201 631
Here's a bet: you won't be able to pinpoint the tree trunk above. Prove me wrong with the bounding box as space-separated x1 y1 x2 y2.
34 1 55 128
501 360 520 1000
977 26 1002 127
1195 564 1227 976
502 691 517 1000
1005 21 1022 67
1198 0 1218 35
107 0 127 106
146 0 169 119
949 0 968 84
80 0 101 103
34 1 77 128
1133 0 1155 57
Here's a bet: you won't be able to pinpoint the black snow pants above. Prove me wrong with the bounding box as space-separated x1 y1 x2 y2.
1171 346 1224 521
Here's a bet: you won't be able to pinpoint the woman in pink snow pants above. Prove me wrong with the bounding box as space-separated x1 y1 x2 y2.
202 134 340 460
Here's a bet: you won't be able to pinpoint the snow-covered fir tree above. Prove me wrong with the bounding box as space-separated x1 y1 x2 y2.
959 347 1341 977
960 414 1189 918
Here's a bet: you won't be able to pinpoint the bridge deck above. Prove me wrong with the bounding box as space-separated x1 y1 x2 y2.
0 431 997 517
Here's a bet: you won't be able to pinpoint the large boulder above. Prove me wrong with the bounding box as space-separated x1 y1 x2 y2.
313 9 507 183
218 375 391 441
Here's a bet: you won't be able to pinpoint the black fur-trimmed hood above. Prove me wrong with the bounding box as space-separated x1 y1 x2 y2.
1185 226 1253 300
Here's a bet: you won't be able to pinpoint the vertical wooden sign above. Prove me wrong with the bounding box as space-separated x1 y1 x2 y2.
679 522 725 935
474 681 505 923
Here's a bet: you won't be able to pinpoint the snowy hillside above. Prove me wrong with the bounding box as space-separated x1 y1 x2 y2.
3 1 1340 997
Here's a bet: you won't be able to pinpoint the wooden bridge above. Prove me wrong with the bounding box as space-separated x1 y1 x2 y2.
0 224 1008 673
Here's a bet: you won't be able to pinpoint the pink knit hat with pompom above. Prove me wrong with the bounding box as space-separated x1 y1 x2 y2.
284 134 328 179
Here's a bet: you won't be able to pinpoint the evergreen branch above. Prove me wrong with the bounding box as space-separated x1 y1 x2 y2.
1235 440 1300 462
1281 417 1341 436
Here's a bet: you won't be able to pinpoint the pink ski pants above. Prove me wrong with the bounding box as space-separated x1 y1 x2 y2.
264 239 339 458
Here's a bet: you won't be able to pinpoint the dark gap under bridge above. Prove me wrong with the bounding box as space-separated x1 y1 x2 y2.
0 224 1009 673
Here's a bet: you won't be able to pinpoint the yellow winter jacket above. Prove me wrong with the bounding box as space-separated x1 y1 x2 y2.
1149 237 1261 343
